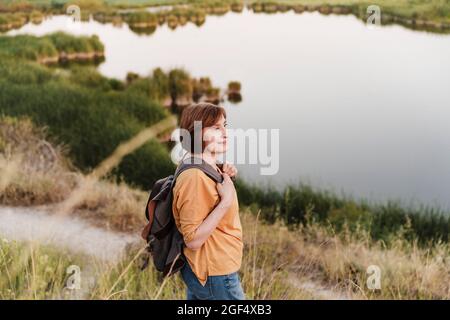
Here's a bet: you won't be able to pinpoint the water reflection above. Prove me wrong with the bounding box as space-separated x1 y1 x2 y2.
5 9 450 209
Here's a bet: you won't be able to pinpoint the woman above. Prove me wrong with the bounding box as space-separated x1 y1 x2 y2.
172 102 245 300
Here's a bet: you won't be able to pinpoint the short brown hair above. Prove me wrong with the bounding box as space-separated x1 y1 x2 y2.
179 102 226 154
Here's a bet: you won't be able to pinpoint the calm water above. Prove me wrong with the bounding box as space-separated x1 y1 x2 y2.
7 8 450 209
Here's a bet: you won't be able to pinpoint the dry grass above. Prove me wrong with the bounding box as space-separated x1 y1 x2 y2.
0 115 77 205
2 208 448 299
0 115 148 233
277 218 450 299
1 116 449 299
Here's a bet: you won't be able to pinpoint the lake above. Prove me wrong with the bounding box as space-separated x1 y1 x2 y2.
6 8 450 209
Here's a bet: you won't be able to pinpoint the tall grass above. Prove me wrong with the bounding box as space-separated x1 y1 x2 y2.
8 113 446 250
1 208 448 300
0 33 104 61
0 48 175 188
47 32 104 53
0 240 83 299
0 33 235 188
1 123 449 300
235 179 450 245
1 32 448 244
0 213 319 300
249 0 450 24
0 35 57 61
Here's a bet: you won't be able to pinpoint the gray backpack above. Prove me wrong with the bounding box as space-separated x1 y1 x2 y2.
140 156 224 277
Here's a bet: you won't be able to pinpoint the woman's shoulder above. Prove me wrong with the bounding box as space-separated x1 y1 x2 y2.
173 168 218 200
175 168 215 187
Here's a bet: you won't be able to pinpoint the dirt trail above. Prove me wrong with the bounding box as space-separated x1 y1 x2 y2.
287 273 352 300
0 205 352 299
0 206 140 263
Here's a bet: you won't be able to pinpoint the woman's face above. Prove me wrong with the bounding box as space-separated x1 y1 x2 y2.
202 114 228 154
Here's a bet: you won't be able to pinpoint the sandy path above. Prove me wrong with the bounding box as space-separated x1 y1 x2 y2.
0 206 140 263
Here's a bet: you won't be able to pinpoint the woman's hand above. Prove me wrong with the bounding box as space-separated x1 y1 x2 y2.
216 173 235 209
221 162 238 178
186 173 236 251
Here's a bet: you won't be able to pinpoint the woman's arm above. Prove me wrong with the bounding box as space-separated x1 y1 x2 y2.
174 170 236 251
184 173 235 250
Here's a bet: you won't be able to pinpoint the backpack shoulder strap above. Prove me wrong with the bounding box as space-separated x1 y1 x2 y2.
173 156 224 184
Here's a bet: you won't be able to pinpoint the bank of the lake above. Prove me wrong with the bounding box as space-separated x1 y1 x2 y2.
0 32 104 63
1 10 449 245
1 0 449 34
1 118 449 299
0 38 449 245
0 32 241 188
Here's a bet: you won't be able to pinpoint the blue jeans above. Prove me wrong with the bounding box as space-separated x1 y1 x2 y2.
180 261 245 300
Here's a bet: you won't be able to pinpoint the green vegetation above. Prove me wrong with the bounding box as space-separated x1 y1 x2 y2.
1 204 449 299
1 116 449 300
1 29 448 252
0 35 57 61
124 10 158 26
1 0 448 33
0 33 103 62
0 240 84 299
126 69 230 109
226 81 242 103
0 33 236 189
228 81 241 92
0 33 176 188
94 6 208 32
0 233 302 299
249 0 450 31
47 32 104 53
235 179 450 245
0 12 28 31
0 1 449 300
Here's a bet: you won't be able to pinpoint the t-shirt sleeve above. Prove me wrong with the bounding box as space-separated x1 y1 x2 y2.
173 169 217 244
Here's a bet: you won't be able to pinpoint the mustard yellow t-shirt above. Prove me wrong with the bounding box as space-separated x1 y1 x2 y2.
172 167 243 286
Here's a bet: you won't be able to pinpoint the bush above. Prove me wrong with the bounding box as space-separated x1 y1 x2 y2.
0 32 104 61
0 35 58 60
327 202 372 232
47 32 104 53
69 65 115 90
125 11 158 25
0 56 175 188
237 177 450 244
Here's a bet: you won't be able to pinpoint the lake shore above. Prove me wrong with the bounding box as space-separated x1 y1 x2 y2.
1 0 449 34
1 117 448 299
38 50 105 64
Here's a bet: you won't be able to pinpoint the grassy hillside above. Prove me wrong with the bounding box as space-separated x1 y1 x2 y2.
1 31 448 254
0 33 177 188
0 32 239 188
1 116 449 299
